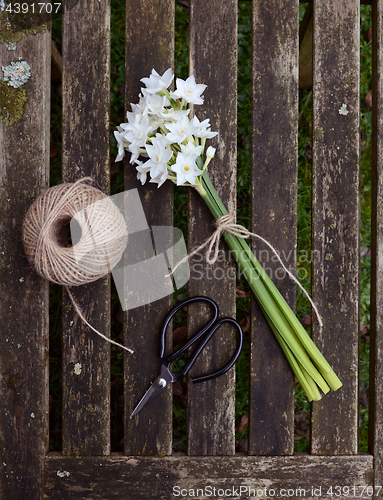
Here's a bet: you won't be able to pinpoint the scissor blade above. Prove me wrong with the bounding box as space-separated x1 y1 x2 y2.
130 383 161 419
130 365 174 419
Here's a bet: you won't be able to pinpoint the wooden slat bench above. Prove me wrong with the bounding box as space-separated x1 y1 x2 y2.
0 0 381 498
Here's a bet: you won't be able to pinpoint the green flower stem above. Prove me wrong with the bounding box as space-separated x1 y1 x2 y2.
193 170 342 401
272 323 322 402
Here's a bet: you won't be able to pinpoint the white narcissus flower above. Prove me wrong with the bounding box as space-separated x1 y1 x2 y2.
144 138 173 179
147 114 164 131
140 68 174 94
123 95 148 128
161 108 190 123
142 90 170 116
135 160 150 185
150 169 169 188
171 75 207 105
129 143 143 165
171 153 203 186
180 141 203 158
151 132 172 148
128 94 147 117
122 114 156 149
114 130 127 162
165 115 197 144
126 93 164 133
191 116 218 139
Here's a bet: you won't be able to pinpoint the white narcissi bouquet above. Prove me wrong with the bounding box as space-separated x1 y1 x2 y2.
115 68 342 402
114 68 216 188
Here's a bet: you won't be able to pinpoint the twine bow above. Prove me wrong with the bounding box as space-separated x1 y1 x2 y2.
169 214 323 329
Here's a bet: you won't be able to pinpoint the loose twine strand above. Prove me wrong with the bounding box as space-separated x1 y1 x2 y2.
65 286 134 354
170 214 323 329
22 177 134 354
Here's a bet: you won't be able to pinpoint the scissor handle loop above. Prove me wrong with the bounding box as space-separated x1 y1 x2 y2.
160 296 243 384
187 317 243 384
160 296 218 361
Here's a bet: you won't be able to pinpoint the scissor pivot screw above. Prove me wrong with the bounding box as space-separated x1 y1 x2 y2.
157 378 167 388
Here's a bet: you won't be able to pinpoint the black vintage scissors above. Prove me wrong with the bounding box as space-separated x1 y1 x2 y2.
130 296 243 418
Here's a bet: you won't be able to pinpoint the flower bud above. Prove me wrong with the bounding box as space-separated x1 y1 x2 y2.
206 146 216 158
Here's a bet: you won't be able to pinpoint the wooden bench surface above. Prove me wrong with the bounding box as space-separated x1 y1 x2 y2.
0 0 382 498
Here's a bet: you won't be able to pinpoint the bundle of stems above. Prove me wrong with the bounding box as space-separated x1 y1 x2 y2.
194 169 342 402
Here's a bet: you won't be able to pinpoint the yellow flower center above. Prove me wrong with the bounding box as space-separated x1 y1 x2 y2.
184 166 189 171
155 155 159 162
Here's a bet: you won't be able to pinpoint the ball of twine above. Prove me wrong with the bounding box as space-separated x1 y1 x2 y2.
22 178 133 354
22 177 128 286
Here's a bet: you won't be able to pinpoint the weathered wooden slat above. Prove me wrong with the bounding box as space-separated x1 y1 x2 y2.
187 0 237 456
61 0 111 456
124 0 174 456
45 453 374 499
370 0 383 487
0 29 50 500
311 0 360 455
249 0 298 455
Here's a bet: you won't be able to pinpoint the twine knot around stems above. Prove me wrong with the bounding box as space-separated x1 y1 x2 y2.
22 177 134 354
170 213 323 330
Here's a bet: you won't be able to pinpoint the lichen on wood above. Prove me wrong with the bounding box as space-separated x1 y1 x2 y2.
2 60 31 87
0 12 23 44
0 3 48 45
0 80 27 126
